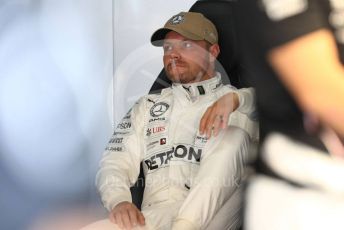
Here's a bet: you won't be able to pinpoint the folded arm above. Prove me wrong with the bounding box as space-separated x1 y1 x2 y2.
200 87 257 139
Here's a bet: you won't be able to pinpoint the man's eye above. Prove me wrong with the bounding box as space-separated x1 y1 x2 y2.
163 45 172 52
182 42 192 48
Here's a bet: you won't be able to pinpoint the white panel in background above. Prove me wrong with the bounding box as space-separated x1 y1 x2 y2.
0 0 112 197
0 0 113 229
113 0 196 124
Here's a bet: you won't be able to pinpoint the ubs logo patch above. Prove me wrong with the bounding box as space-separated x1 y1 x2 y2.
150 102 169 117
146 126 166 136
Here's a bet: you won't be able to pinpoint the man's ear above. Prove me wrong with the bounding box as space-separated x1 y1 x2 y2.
209 44 220 61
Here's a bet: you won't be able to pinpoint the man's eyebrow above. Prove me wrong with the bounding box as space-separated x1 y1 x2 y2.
163 41 172 46
163 38 192 45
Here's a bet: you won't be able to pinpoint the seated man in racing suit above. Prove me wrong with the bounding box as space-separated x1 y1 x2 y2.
84 12 257 230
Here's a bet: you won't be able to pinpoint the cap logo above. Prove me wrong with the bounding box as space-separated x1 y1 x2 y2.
170 14 184 25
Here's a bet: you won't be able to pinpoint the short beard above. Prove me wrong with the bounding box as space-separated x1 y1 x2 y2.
165 70 205 84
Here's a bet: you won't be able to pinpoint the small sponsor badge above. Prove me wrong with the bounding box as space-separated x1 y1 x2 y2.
160 138 167 145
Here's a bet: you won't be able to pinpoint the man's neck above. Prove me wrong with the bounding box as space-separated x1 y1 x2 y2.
186 71 216 84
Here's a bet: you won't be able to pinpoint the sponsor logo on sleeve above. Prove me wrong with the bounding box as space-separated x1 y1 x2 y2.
116 122 132 130
113 131 130 136
109 137 123 144
105 146 124 152
123 108 132 119
114 108 133 134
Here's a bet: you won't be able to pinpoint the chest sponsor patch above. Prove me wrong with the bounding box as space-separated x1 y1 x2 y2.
150 102 169 117
146 137 168 151
144 144 202 172
146 126 166 136
147 140 159 150
149 117 166 123
160 138 167 145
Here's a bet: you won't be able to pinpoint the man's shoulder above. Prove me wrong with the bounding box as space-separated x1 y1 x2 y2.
133 87 173 109
142 87 173 102
214 83 237 97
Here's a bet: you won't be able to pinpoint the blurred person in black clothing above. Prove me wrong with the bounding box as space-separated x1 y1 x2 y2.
199 0 344 229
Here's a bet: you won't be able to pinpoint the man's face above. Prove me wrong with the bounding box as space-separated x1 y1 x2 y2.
163 31 219 84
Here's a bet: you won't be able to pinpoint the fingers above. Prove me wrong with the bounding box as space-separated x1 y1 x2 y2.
128 208 138 227
200 93 235 139
205 112 217 139
221 112 230 129
115 212 124 229
199 106 213 135
213 115 224 137
110 202 145 230
137 211 146 226
113 210 135 230
204 107 216 139
206 113 224 138
109 211 116 224
122 210 133 229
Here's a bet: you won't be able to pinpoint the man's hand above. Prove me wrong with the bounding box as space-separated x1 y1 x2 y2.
199 92 239 138
109 201 145 230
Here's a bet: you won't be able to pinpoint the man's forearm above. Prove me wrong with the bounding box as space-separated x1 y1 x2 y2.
96 152 136 211
268 29 344 137
96 98 145 211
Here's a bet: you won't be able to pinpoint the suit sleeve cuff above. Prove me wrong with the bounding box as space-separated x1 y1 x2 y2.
235 88 256 115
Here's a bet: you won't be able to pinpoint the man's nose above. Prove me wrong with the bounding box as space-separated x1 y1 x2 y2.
169 47 181 59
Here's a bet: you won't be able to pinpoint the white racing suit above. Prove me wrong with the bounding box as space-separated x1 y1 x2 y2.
93 73 258 230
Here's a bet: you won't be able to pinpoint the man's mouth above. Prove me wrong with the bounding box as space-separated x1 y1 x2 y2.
168 61 186 69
